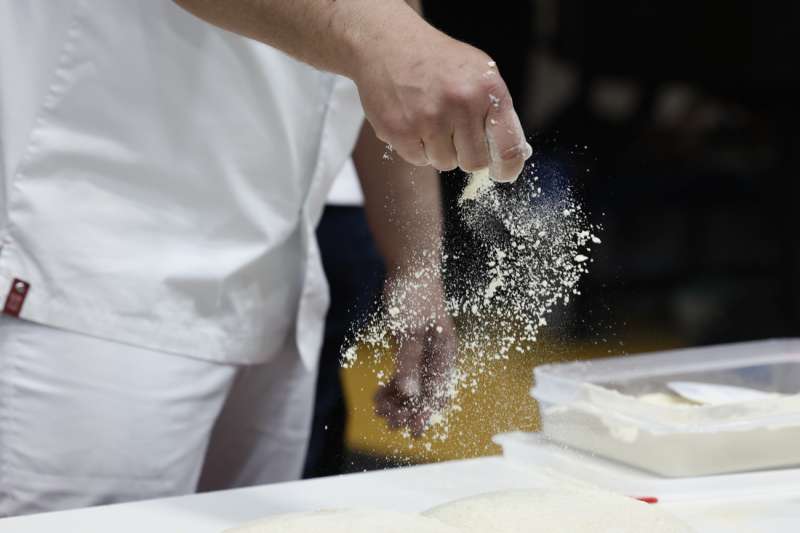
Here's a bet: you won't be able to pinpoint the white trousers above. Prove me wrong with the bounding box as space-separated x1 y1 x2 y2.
0 316 317 517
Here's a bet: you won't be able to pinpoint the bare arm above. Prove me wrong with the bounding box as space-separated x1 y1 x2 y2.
173 0 530 181
354 122 442 274
173 0 419 79
353 121 457 435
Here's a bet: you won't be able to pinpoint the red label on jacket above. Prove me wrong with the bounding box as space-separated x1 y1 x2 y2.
3 279 30 317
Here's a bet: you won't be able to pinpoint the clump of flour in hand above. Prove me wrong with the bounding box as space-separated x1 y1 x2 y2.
458 168 494 204
342 160 600 446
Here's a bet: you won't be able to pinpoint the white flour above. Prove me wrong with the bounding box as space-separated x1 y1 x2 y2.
458 168 493 204
542 388 800 477
225 509 462 533
638 392 698 407
342 160 600 446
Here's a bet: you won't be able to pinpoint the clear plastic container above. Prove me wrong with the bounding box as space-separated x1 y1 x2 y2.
493 432 800 502
531 338 800 477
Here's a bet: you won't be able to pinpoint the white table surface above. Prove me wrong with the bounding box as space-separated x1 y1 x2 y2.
2 456 798 532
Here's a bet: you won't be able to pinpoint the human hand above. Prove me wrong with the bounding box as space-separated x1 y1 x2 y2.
374 271 458 436
351 23 531 182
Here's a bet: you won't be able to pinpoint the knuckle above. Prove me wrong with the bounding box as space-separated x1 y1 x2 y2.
444 84 475 109
481 80 512 110
499 142 526 162
477 75 500 95
379 112 413 139
414 106 442 133
392 122 414 140
480 74 508 95
369 118 393 143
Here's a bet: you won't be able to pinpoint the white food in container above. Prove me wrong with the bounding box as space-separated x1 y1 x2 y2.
531 339 800 477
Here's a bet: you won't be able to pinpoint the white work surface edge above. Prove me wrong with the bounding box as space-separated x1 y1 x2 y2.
2 456 798 532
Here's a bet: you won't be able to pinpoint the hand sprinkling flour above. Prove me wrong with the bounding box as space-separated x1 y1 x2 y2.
342 154 601 450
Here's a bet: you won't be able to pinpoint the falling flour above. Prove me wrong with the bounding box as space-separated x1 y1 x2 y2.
342 161 600 447
458 168 493 204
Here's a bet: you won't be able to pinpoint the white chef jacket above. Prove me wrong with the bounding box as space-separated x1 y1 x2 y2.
327 159 365 207
0 1 364 368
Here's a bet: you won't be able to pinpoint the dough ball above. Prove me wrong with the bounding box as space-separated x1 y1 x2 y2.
225 508 463 533
424 488 693 533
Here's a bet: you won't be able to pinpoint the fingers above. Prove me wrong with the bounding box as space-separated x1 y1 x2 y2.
407 402 436 437
484 86 531 182
373 319 459 438
444 81 531 180
393 337 425 397
367 78 529 178
374 385 428 437
389 137 429 167
422 128 459 172
425 320 458 383
412 323 458 437
374 384 412 430
453 115 490 172
373 337 424 432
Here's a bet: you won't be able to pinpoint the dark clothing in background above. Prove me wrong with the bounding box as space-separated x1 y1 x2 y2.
303 206 384 478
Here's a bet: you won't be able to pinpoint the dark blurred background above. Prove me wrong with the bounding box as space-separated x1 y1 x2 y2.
427 0 800 347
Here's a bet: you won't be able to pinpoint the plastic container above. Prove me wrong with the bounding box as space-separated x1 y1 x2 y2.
493 432 800 502
531 338 800 477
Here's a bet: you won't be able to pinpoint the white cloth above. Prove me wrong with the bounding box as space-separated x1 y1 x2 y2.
326 159 365 206
0 315 318 517
0 1 364 369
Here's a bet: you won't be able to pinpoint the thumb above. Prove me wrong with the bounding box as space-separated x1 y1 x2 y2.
485 86 530 182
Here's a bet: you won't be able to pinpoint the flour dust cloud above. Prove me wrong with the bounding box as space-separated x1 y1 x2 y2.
342 157 601 451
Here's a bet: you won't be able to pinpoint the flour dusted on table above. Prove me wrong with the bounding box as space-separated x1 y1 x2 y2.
225 509 463 533
223 490 691 533
424 488 693 533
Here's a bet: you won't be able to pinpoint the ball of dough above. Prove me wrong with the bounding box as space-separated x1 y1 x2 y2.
225 508 464 533
424 488 693 533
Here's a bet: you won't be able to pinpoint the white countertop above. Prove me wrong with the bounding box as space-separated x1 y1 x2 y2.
2 457 798 532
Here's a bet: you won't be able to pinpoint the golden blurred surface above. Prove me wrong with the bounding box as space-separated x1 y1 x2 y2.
342 332 685 463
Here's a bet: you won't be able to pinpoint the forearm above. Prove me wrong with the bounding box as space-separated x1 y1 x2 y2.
353 122 443 275
176 0 529 181
173 0 423 79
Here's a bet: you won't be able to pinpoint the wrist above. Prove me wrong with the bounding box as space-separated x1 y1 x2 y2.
338 0 430 81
